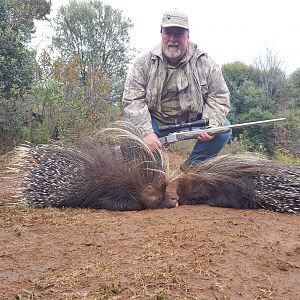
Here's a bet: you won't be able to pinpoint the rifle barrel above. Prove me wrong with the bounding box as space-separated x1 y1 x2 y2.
226 117 286 129
160 117 286 145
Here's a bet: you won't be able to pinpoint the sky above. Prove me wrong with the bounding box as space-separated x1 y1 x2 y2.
31 0 300 75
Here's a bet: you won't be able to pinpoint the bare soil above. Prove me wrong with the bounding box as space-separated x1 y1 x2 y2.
0 154 299 300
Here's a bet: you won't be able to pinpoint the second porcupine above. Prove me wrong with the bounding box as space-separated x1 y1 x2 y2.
176 154 300 214
6 130 176 211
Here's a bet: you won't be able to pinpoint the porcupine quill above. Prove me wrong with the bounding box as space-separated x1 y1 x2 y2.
176 154 300 214
4 125 177 211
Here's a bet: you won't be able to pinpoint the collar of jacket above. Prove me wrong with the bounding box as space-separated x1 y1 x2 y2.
149 41 206 63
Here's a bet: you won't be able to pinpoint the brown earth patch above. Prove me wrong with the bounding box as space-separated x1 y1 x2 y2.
0 154 299 300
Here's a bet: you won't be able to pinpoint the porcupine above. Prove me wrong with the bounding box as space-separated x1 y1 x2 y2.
176 154 300 214
5 127 176 211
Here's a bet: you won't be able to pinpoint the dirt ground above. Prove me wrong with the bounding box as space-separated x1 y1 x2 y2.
0 153 300 300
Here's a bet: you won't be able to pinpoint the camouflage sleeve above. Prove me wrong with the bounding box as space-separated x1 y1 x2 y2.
122 57 153 137
201 56 230 127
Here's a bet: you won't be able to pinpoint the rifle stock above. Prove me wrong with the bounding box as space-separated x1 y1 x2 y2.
159 118 286 145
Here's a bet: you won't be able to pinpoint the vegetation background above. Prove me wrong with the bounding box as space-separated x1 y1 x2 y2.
1 0 299 161
1 2 299 299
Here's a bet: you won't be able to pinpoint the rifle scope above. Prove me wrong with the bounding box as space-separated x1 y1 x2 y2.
159 118 209 133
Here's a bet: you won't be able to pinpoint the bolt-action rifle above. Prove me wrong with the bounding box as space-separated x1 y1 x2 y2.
159 118 286 145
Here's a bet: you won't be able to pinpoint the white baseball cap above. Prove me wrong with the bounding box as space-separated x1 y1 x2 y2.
161 9 189 30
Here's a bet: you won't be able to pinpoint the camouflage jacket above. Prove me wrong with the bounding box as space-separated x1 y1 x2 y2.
122 41 230 137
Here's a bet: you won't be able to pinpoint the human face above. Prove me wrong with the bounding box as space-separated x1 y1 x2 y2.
161 27 189 65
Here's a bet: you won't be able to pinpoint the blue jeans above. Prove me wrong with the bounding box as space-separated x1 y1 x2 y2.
152 118 232 165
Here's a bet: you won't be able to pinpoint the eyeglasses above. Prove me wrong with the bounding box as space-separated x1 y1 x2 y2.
162 30 186 38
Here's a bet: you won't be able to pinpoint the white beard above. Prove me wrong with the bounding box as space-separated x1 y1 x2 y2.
163 45 182 60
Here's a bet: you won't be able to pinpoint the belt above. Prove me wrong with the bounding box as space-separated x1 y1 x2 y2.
152 113 201 125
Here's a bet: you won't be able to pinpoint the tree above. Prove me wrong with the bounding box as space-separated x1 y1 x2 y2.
274 69 300 155
222 61 278 153
0 0 51 43
222 61 257 88
222 62 274 116
222 62 266 115
0 0 51 96
253 48 287 111
22 49 121 145
0 0 51 152
288 68 300 108
52 0 134 101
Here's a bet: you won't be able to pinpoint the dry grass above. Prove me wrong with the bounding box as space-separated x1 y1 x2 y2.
1 148 300 300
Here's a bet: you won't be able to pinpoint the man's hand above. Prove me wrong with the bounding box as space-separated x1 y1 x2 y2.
143 132 162 151
196 132 215 142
